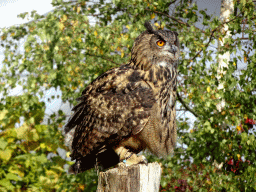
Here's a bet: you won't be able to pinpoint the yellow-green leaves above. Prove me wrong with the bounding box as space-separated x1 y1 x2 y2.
16 123 39 141
0 149 12 161
58 22 65 31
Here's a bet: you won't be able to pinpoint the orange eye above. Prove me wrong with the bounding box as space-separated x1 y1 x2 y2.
156 40 165 47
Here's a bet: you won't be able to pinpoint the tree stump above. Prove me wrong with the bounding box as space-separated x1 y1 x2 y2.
96 162 162 192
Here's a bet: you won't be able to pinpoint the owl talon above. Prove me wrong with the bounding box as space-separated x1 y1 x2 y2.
140 155 148 164
118 161 127 167
124 154 148 166
118 154 148 168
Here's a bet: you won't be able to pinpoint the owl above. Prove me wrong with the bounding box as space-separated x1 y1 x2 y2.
64 21 180 174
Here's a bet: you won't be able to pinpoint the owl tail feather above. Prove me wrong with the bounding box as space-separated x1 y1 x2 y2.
68 148 120 174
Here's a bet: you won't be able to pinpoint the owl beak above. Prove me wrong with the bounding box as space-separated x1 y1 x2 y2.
168 48 178 56
168 45 179 57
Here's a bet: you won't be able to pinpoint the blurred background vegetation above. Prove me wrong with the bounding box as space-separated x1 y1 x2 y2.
0 0 256 191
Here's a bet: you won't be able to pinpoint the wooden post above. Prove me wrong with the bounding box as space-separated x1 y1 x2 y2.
96 162 162 192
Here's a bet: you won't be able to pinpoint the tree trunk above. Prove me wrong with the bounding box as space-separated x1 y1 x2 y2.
96 162 162 192
216 0 234 112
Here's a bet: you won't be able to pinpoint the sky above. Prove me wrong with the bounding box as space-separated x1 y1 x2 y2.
0 0 53 28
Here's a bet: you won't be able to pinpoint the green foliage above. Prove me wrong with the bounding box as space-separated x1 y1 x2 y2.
0 0 256 191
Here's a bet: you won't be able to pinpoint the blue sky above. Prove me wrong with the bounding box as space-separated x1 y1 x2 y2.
0 0 53 28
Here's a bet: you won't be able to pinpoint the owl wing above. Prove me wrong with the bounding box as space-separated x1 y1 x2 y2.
64 65 156 160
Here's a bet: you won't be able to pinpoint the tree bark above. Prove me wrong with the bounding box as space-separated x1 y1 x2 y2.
216 0 234 112
97 163 162 192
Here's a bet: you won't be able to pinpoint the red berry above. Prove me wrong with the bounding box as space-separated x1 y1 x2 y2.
245 118 256 125
228 159 234 165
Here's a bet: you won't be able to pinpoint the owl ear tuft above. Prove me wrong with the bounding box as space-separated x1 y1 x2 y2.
173 31 179 36
144 21 161 38
144 21 155 33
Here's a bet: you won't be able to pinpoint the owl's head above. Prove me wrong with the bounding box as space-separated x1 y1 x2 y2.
131 21 180 71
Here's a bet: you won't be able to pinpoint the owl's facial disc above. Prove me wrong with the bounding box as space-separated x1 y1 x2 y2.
154 40 179 68
157 42 179 60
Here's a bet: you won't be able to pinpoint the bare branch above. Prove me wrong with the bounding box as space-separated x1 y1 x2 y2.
177 92 199 118
145 8 191 28
190 14 245 62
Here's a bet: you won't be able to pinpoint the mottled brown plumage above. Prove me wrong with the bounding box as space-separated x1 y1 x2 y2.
64 21 180 174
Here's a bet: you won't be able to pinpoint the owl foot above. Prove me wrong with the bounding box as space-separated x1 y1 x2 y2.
118 154 147 167
115 146 148 167
123 154 148 166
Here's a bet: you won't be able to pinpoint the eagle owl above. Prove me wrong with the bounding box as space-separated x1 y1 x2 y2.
64 21 180 174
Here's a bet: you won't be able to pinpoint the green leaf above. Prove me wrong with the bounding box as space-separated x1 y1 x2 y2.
6 173 21 181
0 139 8 150
0 179 14 190
35 154 48 163
0 149 12 161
